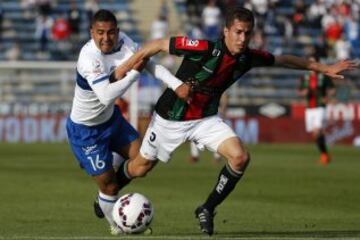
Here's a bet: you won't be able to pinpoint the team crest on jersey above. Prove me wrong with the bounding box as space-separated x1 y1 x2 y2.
92 59 105 75
186 39 199 47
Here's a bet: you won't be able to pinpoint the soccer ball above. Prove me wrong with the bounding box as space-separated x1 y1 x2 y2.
112 193 154 234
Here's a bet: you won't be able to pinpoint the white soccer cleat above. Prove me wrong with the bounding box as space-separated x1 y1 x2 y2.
110 225 123 235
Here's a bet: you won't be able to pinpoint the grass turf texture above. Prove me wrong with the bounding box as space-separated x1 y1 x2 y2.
0 143 359 240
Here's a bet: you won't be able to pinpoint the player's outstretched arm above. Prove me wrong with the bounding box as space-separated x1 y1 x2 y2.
274 55 358 80
110 59 148 82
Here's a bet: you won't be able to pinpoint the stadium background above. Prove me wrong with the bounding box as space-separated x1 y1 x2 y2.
0 1 360 239
0 0 359 145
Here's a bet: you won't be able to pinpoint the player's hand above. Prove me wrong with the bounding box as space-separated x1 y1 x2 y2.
111 65 130 82
175 83 193 102
133 58 149 72
110 59 149 82
324 59 359 80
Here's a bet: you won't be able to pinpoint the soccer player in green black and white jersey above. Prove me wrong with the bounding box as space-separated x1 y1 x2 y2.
112 7 358 235
298 56 336 165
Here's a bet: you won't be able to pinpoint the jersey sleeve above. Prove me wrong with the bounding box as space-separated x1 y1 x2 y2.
249 49 275 67
169 36 210 56
77 51 109 84
77 50 139 106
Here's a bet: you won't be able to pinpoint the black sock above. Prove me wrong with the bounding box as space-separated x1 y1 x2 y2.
316 134 327 154
203 160 249 213
116 160 132 191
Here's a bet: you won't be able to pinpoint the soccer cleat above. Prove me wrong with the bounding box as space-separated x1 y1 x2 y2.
320 153 331 165
110 225 123 235
195 206 214 236
93 199 105 218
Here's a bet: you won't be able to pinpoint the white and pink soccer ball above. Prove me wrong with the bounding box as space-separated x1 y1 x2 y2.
112 193 154 234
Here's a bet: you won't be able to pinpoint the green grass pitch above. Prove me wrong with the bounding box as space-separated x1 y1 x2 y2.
0 143 359 240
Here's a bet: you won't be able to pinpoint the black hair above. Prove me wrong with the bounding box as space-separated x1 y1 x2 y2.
224 7 254 28
91 9 117 26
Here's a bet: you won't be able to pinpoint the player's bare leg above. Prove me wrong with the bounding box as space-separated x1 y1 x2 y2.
92 169 121 233
127 154 158 178
93 139 141 222
195 137 250 235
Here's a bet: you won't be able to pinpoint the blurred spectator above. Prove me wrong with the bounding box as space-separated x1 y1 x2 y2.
324 19 343 48
36 0 52 17
307 0 327 28
150 14 169 40
186 22 205 39
85 0 99 29
344 16 360 48
250 0 268 29
159 0 169 19
5 42 21 61
263 1 279 35
34 14 54 52
334 35 351 60
186 0 204 25
68 0 81 39
201 0 222 40
52 15 71 41
321 5 336 32
292 0 307 35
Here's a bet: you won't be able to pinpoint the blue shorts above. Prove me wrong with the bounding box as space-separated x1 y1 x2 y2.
66 108 139 176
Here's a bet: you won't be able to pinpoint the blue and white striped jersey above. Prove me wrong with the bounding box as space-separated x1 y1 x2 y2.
70 32 141 126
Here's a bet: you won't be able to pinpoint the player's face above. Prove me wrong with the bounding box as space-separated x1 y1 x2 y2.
91 21 119 54
223 19 253 55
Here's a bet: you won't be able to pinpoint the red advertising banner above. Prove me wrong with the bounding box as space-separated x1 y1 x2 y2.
0 103 359 145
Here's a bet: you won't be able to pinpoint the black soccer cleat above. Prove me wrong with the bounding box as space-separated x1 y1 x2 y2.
195 206 214 236
93 199 105 219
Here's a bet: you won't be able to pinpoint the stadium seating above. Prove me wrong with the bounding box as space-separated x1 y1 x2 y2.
0 0 359 106
0 0 141 61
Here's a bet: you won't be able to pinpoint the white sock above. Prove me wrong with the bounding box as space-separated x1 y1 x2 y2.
98 191 118 226
190 142 199 157
112 152 125 172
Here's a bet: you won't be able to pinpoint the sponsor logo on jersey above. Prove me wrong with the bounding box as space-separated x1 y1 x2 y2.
186 39 199 47
82 144 98 155
212 49 221 57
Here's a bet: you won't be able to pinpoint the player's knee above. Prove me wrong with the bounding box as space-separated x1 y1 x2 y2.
230 151 250 171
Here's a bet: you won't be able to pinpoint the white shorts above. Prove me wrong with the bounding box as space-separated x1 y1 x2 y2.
140 113 237 162
305 107 326 132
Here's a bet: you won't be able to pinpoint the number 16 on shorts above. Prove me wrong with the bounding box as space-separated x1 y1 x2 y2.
87 155 106 171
